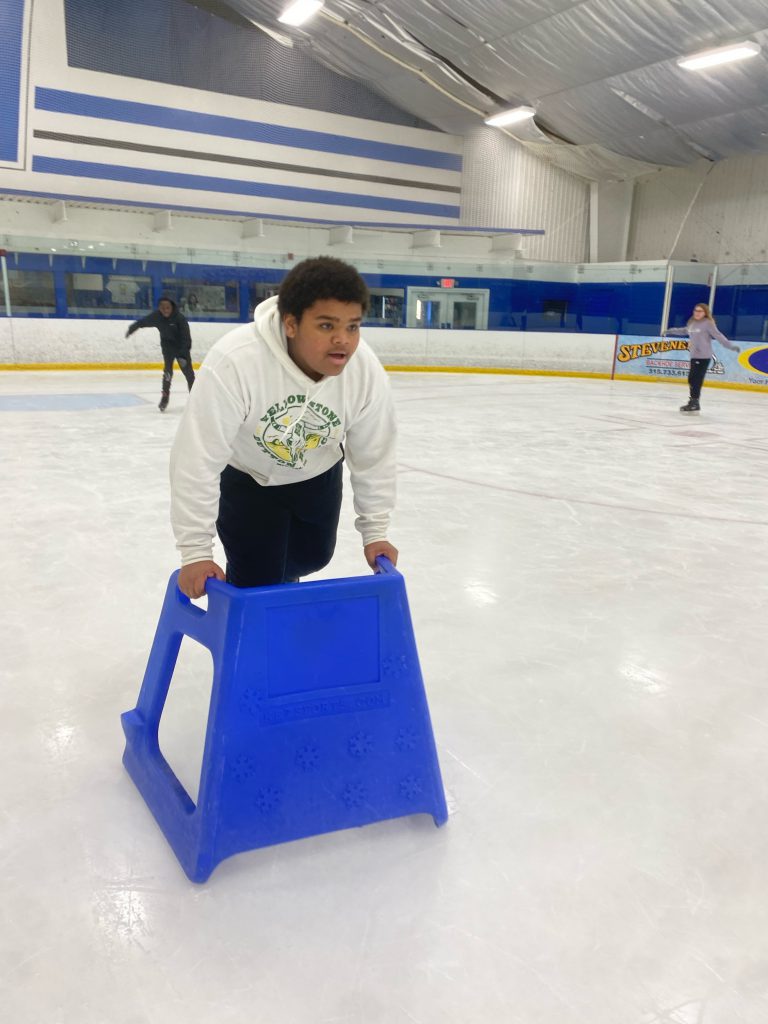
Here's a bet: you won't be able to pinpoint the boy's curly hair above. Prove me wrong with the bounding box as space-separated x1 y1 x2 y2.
278 256 369 321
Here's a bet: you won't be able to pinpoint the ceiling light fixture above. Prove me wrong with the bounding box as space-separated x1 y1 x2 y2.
677 40 760 71
484 105 536 127
278 0 324 26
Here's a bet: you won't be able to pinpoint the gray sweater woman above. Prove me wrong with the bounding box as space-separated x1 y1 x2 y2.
666 310 739 412
666 320 739 358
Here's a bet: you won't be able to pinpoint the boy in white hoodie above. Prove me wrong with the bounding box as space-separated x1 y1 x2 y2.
170 256 398 599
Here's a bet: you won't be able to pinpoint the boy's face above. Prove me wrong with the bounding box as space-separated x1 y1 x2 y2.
283 299 363 381
158 300 173 317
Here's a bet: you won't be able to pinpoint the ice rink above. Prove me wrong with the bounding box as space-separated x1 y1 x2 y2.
2 368 768 1024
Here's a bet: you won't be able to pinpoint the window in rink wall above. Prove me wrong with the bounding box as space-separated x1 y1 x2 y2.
529 297 572 330
161 278 240 319
365 288 404 327
3 270 56 314
248 281 281 319
65 273 152 316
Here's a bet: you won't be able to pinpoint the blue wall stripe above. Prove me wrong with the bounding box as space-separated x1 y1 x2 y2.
35 87 462 172
0 0 25 162
32 156 461 218
2 183 542 232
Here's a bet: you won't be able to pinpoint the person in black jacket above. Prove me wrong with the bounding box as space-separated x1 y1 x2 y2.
126 297 195 411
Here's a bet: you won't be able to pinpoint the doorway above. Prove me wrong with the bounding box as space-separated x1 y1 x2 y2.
406 288 489 329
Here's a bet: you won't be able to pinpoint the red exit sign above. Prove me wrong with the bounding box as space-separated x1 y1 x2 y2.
438 278 457 288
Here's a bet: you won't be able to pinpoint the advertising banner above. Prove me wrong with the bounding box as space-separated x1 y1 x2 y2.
613 336 768 390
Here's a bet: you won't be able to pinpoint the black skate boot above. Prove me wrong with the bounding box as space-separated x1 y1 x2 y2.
158 393 169 412
679 399 700 414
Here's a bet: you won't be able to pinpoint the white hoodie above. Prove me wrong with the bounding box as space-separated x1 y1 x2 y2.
170 296 396 566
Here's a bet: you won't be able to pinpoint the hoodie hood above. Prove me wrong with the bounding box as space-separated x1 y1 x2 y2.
253 292 281 336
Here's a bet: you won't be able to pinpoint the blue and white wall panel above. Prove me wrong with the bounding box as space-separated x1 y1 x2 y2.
2 0 463 227
0 0 31 169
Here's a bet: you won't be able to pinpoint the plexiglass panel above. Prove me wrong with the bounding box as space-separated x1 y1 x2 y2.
160 278 240 320
6 269 56 315
714 263 768 343
0 233 766 339
66 272 152 317
666 262 715 332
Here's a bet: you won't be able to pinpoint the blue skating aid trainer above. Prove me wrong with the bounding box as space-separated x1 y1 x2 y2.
121 557 447 882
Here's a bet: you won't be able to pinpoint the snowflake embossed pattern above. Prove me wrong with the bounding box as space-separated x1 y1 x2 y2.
382 654 409 678
239 687 265 716
341 781 367 808
253 786 280 814
400 775 423 800
348 732 374 758
295 743 320 771
231 754 257 782
395 728 418 752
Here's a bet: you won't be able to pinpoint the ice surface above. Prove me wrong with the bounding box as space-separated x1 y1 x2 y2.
2 369 768 1024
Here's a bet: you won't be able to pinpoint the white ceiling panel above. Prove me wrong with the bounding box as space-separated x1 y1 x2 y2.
187 0 768 175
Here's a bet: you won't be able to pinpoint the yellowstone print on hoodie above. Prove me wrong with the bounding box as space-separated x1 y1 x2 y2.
256 394 342 467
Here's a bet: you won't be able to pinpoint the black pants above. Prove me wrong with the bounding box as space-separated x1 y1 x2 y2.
688 358 710 402
162 348 195 394
216 461 343 587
